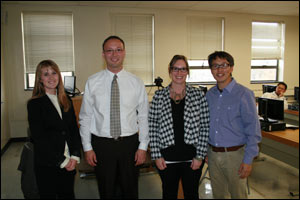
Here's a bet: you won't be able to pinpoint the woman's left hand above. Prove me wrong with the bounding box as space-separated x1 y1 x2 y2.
190 158 202 170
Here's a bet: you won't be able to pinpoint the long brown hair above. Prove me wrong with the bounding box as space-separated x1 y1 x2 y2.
31 60 71 112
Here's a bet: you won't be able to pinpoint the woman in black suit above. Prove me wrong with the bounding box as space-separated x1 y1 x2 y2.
27 60 81 199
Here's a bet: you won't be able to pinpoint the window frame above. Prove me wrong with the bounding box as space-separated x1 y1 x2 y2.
251 21 284 83
186 59 216 84
111 13 154 86
250 59 279 84
22 12 75 90
186 16 224 84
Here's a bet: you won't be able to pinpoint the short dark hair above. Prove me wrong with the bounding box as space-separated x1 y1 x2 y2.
277 82 287 90
208 51 234 68
102 35 125 51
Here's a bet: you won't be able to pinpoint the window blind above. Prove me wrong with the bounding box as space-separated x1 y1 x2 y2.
187 16 223 59
112 14 154 85
22 12 74 73
252 22 284 59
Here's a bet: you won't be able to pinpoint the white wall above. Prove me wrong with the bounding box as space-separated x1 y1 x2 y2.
1 3 299 142
1 9 11 148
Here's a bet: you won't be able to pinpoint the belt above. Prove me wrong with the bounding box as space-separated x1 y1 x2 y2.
92 133 137 142
209 144 244 152
111 136 130 141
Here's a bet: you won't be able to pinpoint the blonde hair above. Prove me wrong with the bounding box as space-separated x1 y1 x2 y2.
31 60 71 112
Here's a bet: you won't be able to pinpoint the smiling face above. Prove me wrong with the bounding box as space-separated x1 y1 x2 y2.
170 59 188 85
102 38 126 73
210 57 233 89
40 66 59 94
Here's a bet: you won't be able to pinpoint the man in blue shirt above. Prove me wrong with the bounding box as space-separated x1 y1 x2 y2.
205 51 261 199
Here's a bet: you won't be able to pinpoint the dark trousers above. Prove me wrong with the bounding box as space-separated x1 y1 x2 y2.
158 161 204 199
92 134 139 199
34 165 76 199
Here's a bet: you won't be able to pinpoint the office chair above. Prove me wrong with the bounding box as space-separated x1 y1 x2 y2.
289 192 299 197
247 177 250 195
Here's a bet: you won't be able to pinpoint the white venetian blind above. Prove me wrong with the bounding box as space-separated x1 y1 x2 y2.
22 12 74 73
187 16 223 59
112 14 153 85
252 22 284 59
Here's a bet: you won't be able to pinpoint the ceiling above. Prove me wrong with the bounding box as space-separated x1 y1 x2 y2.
2 1 299 16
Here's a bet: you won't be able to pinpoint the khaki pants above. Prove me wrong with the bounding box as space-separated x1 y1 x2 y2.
207 146 247 199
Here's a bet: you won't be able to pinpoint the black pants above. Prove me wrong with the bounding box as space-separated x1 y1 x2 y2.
92 134 139 199
158 161 204 199
34 165 76 199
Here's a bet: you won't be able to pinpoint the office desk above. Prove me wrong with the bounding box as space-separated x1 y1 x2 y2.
261 129 299 168
284 109 299 125
261 129 299 148
285 109 299 116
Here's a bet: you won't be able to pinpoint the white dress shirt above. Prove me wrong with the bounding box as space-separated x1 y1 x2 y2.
261 91 288 110
46 93 80 168
79 69 150 152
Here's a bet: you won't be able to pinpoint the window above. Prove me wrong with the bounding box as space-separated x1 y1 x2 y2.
111 14 154 85
251 22 285 83
186 60 215 83
251 59 278 82
22 12 75 89
186 16 224 84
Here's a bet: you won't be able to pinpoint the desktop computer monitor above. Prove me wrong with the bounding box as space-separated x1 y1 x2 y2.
262 84 277 94
64 76 76 95
199 85 208 94
294 86 299 103
258 97 284 122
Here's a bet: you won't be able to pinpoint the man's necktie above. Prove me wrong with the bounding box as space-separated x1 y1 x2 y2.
110 74 121 139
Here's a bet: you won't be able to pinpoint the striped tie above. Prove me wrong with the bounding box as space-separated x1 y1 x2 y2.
110 74 121 139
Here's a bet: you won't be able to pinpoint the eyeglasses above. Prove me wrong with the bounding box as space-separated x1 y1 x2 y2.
211 63 231 70
104 48 124 54
171 67 188 73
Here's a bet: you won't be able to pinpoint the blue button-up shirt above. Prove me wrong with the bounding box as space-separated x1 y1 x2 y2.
206 79 261 164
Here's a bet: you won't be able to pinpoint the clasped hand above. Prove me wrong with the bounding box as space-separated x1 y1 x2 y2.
155 158 202 170
65 158 78 171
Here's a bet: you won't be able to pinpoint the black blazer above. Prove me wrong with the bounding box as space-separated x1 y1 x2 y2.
27 95 81 167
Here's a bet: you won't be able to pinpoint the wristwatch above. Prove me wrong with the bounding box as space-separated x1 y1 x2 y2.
194 156 202 161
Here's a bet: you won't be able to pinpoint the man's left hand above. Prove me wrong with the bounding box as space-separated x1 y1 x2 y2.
135 149 147 166
238 163 252 179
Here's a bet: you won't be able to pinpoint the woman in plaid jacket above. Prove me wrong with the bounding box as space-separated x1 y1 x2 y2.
149 55 210 199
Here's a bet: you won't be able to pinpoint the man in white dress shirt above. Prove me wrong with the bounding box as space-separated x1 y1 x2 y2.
261 82 288 110
79 35 149 199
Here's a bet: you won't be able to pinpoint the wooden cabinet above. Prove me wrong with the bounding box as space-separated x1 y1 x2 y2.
71 96 94 174
71 95 83 127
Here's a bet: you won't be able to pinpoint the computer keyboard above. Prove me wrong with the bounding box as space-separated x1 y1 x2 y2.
288 103 299 111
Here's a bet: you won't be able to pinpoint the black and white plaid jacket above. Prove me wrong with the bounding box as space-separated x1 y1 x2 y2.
149 84 210 160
